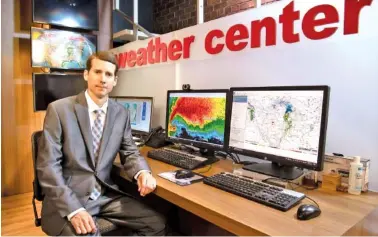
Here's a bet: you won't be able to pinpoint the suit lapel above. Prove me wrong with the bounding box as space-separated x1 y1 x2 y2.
97 99 119 167
74 92 96 168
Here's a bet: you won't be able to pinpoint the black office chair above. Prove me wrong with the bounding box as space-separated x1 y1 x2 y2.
31 131 128 235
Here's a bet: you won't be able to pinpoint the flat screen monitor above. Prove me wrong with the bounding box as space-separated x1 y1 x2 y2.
228 86 330 180
33 0 98 30
33 73 87 111
113 97 154 133
166 90 229 151
31 27 97 70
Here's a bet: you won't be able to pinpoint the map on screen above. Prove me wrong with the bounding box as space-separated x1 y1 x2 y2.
167 92 227 146
31 27 96 69
229 90 324 164
116 98 153 133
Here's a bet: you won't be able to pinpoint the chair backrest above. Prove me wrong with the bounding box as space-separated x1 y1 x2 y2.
32 131 44 201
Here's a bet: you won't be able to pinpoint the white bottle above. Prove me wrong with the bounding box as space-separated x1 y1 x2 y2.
348 156 363 195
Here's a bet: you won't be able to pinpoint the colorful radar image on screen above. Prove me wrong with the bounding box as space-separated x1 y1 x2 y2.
31 28 96 69
167 92 227 146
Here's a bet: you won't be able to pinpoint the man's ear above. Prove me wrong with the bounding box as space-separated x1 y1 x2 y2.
83 70 89 81
113 76 118 86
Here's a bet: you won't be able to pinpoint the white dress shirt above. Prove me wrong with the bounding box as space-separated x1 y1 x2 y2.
86 90 108 131
67 90 148 221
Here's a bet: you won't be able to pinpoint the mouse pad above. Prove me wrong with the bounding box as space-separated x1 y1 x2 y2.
158 170 204 186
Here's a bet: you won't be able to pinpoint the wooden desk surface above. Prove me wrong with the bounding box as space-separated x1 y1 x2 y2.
113 147 378 236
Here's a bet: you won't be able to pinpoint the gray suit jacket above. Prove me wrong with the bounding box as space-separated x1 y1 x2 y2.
37 91 150 236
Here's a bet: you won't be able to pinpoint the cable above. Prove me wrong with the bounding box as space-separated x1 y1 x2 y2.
238 161 257 165
196 165 212 174
305 196 320 208
40 68 49 73
214 151 228 160
214 151 238 163
228 153 239 163
234 153 241 163
224 151 235 162
225 151 240 163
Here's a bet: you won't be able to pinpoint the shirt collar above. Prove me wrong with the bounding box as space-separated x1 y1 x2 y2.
85 90 108 114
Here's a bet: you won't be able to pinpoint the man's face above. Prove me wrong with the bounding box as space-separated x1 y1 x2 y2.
84 58 117 99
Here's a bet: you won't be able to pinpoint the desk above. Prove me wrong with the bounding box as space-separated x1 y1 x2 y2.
112 147 378 236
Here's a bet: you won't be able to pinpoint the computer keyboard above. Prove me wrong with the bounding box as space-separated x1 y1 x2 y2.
203 172 305 211
147 148 217 170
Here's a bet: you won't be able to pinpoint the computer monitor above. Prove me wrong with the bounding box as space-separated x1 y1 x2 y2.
31 27 97 70
33 0 99 30
33 73 87 111
228 86 330 180
114 97 153 134
166 90 230 155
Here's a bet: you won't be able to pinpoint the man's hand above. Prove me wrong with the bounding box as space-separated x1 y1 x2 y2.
137 171 157 196
70 210 97 235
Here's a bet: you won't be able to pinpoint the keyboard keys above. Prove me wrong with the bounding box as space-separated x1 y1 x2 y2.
203 172 305 211
147 148 215 170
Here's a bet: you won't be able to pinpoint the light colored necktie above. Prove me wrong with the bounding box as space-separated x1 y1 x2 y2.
92 109 105 160
90 109 104 200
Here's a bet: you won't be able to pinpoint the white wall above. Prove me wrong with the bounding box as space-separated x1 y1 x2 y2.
111 0 378 191
111 64 176 128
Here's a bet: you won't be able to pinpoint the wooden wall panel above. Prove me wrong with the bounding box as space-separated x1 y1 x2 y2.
2 37 46 196
18 0 32 32
1 0 17 197
13 38 46 194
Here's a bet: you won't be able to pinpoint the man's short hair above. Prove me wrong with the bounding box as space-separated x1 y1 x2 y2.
86 51 119 75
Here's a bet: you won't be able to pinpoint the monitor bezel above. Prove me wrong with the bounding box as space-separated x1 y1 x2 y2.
227 85 330 171
32 0 99 31
165 89 230 151
32 72 85 112
112 96 154 134
30 27 98 71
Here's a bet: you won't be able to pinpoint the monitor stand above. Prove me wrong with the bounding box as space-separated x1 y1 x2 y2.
242 162 304 180
198 148 220 166
173 145 220 167
198 148 216 159
180 146 219 166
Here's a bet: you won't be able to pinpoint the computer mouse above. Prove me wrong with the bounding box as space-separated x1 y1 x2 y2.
175 170 195 179
297 204 321 220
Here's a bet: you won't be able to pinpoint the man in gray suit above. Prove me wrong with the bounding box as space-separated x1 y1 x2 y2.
37 51 166 236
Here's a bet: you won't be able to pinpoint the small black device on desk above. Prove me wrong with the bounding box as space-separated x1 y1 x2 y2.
144 126 172 148
175 169 195 179
203 172 306 211
158 169 204 186
297 204 321 220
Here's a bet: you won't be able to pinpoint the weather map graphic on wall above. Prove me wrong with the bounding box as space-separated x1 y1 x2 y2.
167 94 227 146
31 27 97 69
